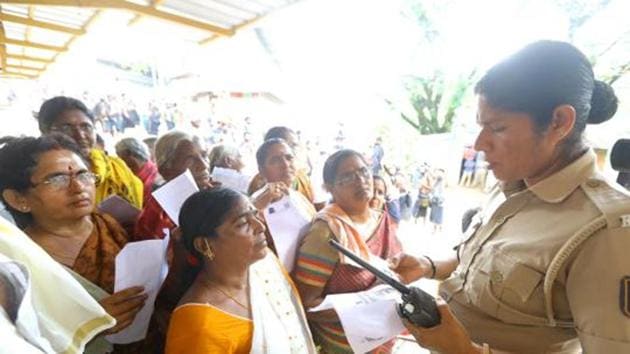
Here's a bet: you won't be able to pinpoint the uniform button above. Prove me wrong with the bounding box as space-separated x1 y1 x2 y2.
490 271 503 283
495 216 506 224
586 179 601 188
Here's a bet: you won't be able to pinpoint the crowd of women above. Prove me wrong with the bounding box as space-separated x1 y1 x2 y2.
2 39 630 354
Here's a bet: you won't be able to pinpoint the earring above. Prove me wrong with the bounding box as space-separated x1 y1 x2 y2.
202 239 215 261
21 206 28 212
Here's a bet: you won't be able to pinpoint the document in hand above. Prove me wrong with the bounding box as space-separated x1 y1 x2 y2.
152 170 199 226
309 284 406 353
97 195 141 226
263 192 313 272
106 234 170 344
211 167 251 194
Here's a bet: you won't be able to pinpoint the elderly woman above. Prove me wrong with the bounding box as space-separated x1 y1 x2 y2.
165 188 316 353
292 149 403 353
393 41 630 353
0 135 147 348
134 130 211 240
37 96 143 209
115 137 159 204
249 138 316 257
208 144 245 173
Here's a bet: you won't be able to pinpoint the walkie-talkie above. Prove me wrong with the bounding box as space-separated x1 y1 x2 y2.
329 239 441 328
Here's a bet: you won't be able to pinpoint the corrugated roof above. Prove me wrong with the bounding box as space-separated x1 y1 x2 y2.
0 0 299 79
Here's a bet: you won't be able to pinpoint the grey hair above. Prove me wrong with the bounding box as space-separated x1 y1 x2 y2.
154 130 196 169
208 144 240 172
115 137 150 162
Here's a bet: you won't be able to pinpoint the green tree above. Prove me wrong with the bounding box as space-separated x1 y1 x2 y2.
389 0 476 135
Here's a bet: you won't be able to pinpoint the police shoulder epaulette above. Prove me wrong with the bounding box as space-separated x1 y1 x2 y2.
580 173 630 229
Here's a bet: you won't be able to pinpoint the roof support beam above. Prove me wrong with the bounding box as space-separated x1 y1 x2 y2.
0 70 37 79
0 23 7 71
128 0 164 26
1 0 234 35
0 13 85 35
6 54 53 63
0 38 66 52
5 63 44 71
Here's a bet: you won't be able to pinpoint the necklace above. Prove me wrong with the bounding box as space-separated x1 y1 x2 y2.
201 279 249 310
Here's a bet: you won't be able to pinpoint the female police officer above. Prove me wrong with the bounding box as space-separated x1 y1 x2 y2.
391 40 630 353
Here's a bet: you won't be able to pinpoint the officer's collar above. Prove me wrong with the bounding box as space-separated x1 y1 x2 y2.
524 149 597 203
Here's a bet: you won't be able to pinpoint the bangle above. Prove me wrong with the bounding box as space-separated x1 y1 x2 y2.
423 255 436 279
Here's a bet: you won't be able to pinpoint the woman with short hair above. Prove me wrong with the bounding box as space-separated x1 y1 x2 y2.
0 134 147 351
37 96 143 209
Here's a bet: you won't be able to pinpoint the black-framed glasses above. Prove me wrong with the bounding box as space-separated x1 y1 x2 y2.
335 167 371 186
50 123 94 135
31 171 99 190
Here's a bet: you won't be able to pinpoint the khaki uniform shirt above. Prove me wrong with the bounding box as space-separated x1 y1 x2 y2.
440 150 630 353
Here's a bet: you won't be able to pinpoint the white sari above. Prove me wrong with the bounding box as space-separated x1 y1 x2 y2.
0 217 115 354
249 252 317 354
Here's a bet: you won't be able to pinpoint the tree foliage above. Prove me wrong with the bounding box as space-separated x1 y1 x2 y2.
390 0 475 135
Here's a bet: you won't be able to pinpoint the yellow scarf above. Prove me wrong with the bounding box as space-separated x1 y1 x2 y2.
89 149 143 209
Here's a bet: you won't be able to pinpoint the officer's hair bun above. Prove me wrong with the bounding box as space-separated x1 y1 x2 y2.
588 80 618 125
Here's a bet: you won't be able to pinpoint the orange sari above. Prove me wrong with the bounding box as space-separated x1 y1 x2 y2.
70 213 128 293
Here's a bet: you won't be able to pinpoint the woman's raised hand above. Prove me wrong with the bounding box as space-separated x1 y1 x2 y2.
252 182 290 210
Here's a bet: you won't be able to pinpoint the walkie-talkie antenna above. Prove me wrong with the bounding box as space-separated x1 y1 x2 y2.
328 239 410 295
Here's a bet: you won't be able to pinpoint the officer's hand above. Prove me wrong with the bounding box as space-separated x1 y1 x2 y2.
388 253 432 283
402 297 482 354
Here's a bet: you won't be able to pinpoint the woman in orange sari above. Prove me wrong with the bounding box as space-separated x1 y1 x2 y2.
165 188 316 353
293 149 403 354
0 134 147 351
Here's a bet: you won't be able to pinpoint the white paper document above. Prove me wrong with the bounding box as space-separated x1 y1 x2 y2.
309 284 405 353
263 192 313 272
106 235 170 344
211 167 251 194
152 170 199 226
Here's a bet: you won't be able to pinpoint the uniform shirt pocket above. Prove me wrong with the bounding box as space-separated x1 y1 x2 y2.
473 250 548 325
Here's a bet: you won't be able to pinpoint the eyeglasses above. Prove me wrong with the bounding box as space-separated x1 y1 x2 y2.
50 123 94 135
335 167 371 186
31 171 99 190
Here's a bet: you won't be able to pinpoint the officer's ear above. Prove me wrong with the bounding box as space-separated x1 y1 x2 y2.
548 104 576 146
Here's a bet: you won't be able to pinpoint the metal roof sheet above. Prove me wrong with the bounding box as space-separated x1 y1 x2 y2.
0 0 299 79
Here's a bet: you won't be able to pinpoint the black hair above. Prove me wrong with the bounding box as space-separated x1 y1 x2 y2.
264 126 294 141
0 134 86 228
475 40 618 153
179 187 243 257
373 174 388 194
255 138 291 170
322 149 367 186
37 96 94 133
177 188 244 290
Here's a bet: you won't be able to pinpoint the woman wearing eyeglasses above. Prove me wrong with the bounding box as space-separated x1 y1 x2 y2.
292 149 403 353
0 134 147 351
37 96 144 209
